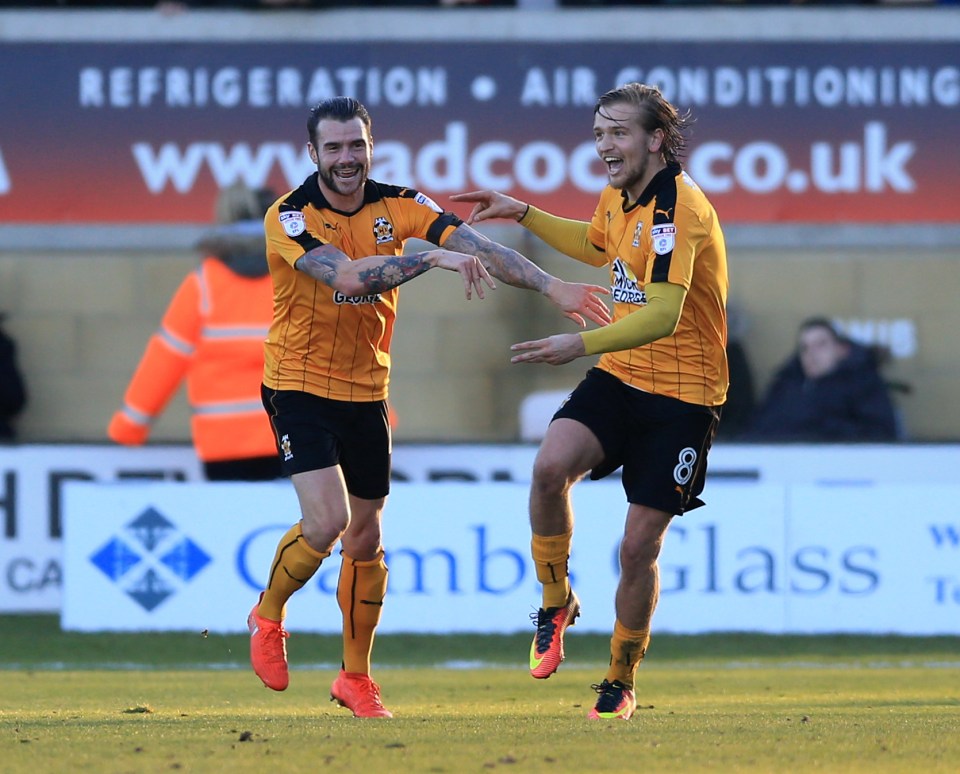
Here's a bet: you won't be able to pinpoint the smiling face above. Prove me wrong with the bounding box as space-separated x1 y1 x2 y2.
593 101 665 201
308 116 372 209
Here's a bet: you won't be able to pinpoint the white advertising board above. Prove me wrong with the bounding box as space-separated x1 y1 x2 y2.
61 479 960 635
4 442 959 616
0 445 201 613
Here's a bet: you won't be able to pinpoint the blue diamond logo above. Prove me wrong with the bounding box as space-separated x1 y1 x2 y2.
89 506 213 612
160 539 211 581
126 568 175 612
90 538 142 580
127 507 176 551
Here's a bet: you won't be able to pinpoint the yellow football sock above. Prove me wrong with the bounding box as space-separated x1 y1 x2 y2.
605 619 650 690
532 531 572 609
338 550 389 675
258 521 329 621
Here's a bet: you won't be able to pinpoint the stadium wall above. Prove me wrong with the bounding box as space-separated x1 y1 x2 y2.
0 234 954 442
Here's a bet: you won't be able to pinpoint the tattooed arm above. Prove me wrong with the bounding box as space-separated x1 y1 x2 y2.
443 223 550 292
295 242 495 300
443 224 611 328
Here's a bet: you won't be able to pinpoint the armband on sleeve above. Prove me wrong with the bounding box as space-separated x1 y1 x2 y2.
520 206 606 266
580 282 686 355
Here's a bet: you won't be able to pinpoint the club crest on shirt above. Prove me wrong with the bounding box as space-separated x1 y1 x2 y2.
373 216 394 245
632 221 644 248
279 211 306 238
651 223 676 256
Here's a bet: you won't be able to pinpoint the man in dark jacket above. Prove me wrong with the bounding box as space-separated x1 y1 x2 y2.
0 313 27 442
743 317 899 442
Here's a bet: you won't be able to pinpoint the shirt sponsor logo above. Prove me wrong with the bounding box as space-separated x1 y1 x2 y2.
279 211 306 237
611 257 646 305
334 291 383 305
651 223 676 256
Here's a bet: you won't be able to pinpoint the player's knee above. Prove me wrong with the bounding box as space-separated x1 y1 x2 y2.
619 530 664 571
531 454 577 493
341 522 383 560
301 511 348 551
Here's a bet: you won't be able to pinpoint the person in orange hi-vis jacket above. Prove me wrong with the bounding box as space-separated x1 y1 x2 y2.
108 184 284 481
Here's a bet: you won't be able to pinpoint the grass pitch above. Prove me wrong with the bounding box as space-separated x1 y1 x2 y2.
2 617 959 773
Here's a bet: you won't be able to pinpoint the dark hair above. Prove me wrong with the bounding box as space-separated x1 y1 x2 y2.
798 316 842 342
307 97 372 147
595 82 692 164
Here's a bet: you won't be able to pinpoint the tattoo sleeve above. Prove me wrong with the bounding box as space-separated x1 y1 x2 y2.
296 244 345 285
355 252 433 293
296 243 433 293
445 224 549 293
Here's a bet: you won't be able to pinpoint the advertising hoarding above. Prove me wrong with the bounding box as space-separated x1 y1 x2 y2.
60 479 960 635
1 39 956 226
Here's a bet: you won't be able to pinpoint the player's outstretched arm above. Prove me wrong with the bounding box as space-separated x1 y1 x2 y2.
430 247 497 300
295 243 495 300
452 190 605 268
295 245 496 299
443 224 610 328
449 189 528 225
510 333 586 366
510 283 686 366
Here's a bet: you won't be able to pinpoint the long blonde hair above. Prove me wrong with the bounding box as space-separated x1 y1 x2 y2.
595 82 692 164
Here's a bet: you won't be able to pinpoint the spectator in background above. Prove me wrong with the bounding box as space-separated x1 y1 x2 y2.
0 312 27 442
715 301 755 440
742 316 899 442
107 184 283 481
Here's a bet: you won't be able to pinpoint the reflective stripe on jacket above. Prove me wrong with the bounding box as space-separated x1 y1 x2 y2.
108 256 276 462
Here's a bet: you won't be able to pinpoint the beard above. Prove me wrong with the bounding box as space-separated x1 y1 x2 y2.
613 153 649 194
318 164 367 197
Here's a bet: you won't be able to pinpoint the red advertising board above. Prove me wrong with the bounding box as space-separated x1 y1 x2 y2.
0 40 956 224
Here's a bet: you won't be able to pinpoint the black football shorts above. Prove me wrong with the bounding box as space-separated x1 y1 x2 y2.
260 385 391 500
553 368 720 515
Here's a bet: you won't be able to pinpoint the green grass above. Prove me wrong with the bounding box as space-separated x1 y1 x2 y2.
2 617 959 773
4 615 960 669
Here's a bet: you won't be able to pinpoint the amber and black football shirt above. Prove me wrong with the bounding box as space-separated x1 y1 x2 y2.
263 175 462 402
586 162 729 407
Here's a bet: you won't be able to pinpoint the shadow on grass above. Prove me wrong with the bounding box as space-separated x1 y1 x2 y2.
3 615 959 670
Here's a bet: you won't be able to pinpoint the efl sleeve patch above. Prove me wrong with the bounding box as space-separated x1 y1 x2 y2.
414 192 443 214
279 211 306 238
651 223 676 256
